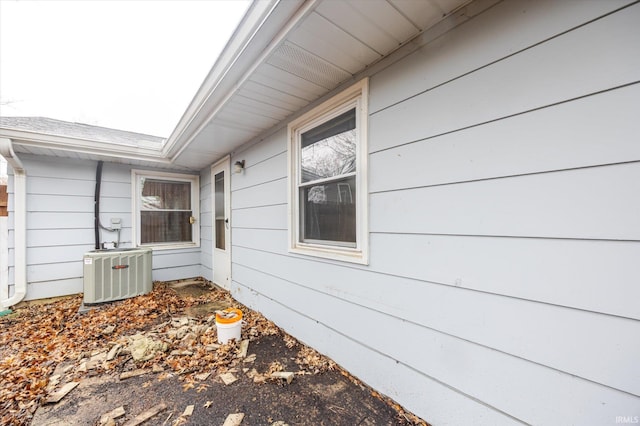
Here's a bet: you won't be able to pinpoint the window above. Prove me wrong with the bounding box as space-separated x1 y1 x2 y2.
132 170 199 249
288 79 368 263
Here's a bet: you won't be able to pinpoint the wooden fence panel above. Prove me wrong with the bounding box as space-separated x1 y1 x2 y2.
0 185 7 217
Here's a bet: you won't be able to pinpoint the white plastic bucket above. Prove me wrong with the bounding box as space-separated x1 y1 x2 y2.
215 308 242 344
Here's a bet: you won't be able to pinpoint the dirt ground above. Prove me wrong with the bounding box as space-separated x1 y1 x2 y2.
1 280 427 426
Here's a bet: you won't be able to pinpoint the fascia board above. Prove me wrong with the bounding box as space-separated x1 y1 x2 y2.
163 0 317 162
0 127 171 164
162 0 282 157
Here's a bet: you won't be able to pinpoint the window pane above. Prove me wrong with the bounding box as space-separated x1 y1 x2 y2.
141 179 191 210
214 171 225 250
301 109 356 182
300 175 356 245
141 211 192 244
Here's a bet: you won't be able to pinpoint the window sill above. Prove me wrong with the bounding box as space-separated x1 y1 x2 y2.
289 244 368 265
138 242 200 251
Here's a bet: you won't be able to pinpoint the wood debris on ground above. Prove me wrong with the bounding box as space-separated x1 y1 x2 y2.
44 381 79 404
0 282 276 425
270 371 295 384
99 406 126 425
181 404 194 416
123 402 167 426
219 372 238 385
222 412 245 426
0 280 426 426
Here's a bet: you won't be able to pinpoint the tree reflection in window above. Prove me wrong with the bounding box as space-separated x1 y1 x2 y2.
299 109 356 245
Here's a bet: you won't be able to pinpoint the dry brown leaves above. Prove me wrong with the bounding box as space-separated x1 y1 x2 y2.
0 282 260 425
0 281 425 426
294 345 336 374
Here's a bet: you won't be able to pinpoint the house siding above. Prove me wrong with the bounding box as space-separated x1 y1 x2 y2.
229 1 640 425
199 166 213 281
5 155 201 300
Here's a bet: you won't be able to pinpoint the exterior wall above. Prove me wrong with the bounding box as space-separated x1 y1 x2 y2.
199 166 213 281
6 155 201 300
229 1 640 425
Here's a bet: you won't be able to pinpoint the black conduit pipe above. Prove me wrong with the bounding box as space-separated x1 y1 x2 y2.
94 161 103 250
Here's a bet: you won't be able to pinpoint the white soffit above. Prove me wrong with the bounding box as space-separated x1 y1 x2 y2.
170 0 472 170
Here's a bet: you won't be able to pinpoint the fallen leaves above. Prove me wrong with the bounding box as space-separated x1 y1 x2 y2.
294 345 336 374
0 283 216 425
0 279 425 426
0 280 291 425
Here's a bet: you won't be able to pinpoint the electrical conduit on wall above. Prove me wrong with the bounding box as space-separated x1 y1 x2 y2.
0 138 26 308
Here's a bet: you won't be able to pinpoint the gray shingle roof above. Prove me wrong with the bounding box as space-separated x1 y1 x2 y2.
0 116 165 147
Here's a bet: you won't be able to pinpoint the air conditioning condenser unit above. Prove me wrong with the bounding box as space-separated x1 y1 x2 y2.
83 247 152 304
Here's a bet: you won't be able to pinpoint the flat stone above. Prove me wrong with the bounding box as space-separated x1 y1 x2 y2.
106 344 121 361
129 335 168 361
222 413 245 426
90 351 107 362
86 360 101 370
99 406 125 425
46 382 79 404
194 372 210 381
219 372 237 385
271 372 295 384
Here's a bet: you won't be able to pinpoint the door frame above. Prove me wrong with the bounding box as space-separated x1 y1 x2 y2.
211 156 231 289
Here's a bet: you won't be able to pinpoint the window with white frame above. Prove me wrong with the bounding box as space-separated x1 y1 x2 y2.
132 170 199 249
288 79 368 263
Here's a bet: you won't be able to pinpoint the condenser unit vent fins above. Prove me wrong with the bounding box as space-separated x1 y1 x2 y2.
83 248 152 304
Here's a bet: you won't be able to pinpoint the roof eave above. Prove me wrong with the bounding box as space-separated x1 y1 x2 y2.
0 127 172 165
162 0 315 162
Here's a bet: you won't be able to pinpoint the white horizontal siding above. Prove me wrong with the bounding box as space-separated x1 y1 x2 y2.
27 278 83 301
370 84 640 193
231 178 286 210
233 204 287 230
369 0 636 113
370 163 640 240
233 264 639 425
152 249 201 282
230 151 287 192
233 245 640 396
369 233 640 321
232 275 518 426
370 2 640 152
232 227 640 322
228 0 640 424
7 155 202 300
28 262 82 283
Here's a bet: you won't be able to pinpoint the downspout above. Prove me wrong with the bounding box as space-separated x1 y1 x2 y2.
0 138 26 308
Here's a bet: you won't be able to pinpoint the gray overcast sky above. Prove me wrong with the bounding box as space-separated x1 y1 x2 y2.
0 0 250 137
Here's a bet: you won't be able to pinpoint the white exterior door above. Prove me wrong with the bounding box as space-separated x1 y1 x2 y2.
212 158 231 289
